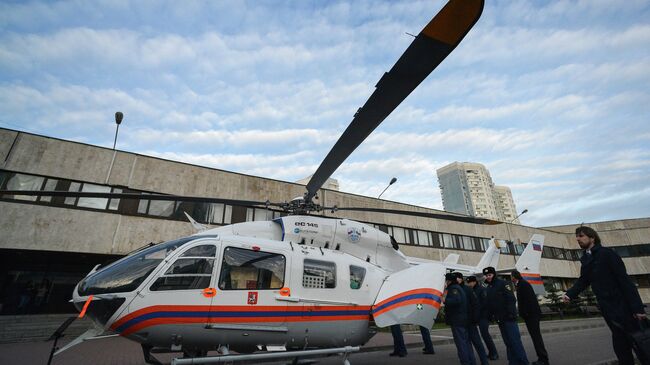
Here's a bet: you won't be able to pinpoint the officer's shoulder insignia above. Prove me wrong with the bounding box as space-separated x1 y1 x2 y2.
506 285 512 291
452 289 459 295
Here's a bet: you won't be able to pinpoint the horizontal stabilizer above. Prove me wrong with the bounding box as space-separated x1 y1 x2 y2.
372 263 446 329
444 254 460 264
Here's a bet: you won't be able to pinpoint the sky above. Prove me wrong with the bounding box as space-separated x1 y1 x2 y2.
1 0 649 227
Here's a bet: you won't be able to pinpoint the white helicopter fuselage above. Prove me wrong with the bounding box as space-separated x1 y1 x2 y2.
71 216 433 353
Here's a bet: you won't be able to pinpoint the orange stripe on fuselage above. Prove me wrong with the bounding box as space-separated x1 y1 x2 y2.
374 288 443 308
113 304 372 336
372 298 440 317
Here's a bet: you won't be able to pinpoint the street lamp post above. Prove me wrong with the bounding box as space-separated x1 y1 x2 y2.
106 112 124 183
377 177 397 199
113 111 123 150
506 209 529 255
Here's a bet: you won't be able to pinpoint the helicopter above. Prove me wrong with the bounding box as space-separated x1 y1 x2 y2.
0 0 549 364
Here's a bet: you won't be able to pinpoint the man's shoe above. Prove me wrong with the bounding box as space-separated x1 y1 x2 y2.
422 349 435 355
531 361 548 365
389 352 407 357
488 354 499 360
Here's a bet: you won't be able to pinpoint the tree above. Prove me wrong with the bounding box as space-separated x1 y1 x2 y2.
544 283 565 319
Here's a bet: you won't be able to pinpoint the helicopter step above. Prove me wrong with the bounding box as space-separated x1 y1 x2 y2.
171 345 359 365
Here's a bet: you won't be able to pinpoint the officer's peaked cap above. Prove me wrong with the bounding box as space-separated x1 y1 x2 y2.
482 266 496 275
445 272 457 281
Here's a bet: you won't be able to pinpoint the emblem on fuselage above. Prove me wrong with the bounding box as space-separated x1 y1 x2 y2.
347 227 361 243
247 291 258 305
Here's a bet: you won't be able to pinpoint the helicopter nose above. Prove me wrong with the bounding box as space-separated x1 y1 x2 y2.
72 284 126 327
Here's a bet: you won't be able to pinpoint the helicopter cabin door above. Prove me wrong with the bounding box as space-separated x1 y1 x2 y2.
137 237 221 331
210 241 290 333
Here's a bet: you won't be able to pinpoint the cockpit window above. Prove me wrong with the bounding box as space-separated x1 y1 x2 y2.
77 237 194 296
150 244 216 291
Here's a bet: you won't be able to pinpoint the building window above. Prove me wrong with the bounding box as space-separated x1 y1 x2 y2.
218 247 285 290
393 227 407 244
417 230 431 246
39 178 59 203
2 173 45 201
441 233 454 248
77 183 111 209
460 236 474 250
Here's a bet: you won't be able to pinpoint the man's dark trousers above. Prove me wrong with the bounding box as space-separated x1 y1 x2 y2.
524 316 548 364
420 326 435 353
498 320 529 365
390 324 407 356
604 316 645 365
468 324 489 365
479 318 499 357
451 326 477 365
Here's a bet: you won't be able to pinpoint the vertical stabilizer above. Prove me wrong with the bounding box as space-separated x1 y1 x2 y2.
515 234 545 295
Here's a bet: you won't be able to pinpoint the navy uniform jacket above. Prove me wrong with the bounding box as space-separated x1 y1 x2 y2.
515 279 541 319
474 284 490 320
566 244 644 323
485 277 518 322
445 283 469 327
461 284 480 324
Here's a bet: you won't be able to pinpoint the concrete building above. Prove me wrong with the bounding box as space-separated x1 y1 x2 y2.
296 174 340 191
1 128 649 316
437 161 521 223
494 185 519 223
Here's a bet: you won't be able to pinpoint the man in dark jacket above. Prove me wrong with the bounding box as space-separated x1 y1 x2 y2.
456 272 489 365
445 272 476 365
563 226 647 365
467 275 499 360
512 270 548 365
483 266 529 365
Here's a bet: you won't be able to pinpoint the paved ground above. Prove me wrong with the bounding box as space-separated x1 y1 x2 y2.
0 318 621 365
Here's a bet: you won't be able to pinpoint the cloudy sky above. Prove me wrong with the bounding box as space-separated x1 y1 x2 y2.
1 0 649 227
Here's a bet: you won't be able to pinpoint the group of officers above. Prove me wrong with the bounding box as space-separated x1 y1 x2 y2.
390 267 546 365
390 226 648 365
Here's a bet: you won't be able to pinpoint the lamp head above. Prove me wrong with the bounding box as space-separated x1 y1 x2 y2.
115 112 123 125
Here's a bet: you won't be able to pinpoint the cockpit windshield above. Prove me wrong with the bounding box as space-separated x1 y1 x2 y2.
78 237 195 296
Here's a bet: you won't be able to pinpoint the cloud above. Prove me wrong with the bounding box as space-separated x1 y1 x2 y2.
1 0 649 227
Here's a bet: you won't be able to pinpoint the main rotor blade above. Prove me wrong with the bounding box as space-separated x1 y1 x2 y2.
0 190 279 209
305 0 484 202
325 206 500 225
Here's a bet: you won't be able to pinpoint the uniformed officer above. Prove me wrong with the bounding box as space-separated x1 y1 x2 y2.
563 226 647 365
455 272 489 365
483 266 529 365
445 272 476 365
467 275 499 360
511 270 548 365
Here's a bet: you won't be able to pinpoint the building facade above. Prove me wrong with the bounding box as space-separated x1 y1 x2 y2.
494 185 519 223
437 161 521 223
1 128 649 316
